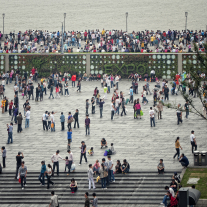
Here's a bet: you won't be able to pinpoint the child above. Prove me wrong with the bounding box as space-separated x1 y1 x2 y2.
111 143 116 155
161 97 164 104
88 164 96 190
88 147 94 156
101 138 107 149
65 156 69 172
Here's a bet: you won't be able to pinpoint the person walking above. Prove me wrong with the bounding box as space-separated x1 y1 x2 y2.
149 107 155 127
146 80 152 95
91 193 98 207
39 161 46 186
102 158 110 186
48 83 54 99
88 164 96 190
73 109 79 128
111 100 116 120
85 114 90 135
7 122 13 144
45 164 54 189
60 112 65 131
16 152 24 179
42 111 48 131
84 192 90 207
67 128 72 150
1 146 6 168
18 161 27 190
176 104 182 125
49 191 59 207
79 141 87 165
129 86 133 103
51 150 63 176
184 101 189 118
86 99 90 115
67 150 73 176
64 81 69 96
173 137 182 159
190 130 197 153
121 98 126 116
25 108 30 128
17 112 23 133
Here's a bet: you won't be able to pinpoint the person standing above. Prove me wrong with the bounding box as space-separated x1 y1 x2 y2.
149 107 155 127
42 111 48 131
49 191 59 207
108 155 115 183
103 84 108 99
190 130 197 153
23 99 29 116
79 141 87 165
73 109 79 128
77 78 81 92
16 152 24 179
99 99 105 118
99 163 107 189
9 100 13 116
51 150 63 176
64 81 69 96
67 150 73 176
51 111 56 132
184 101 189 118
173 137 182 159
102 158 109 186
164 85 169 101
48 83 54 99
85 114 90 135
60 112 65 131
88 164 96 190
25 108 30 128
176 104 182 125
18 161 27 190
86 99 90 115
39 161 46 186
129 87 133 103
17 112 23 133
146 80 152 95
7 122 13 144
67 112 73 131
45 164 54 189
1 146 6 168
67 128 72 150
157 100 163 119
111 100 116 120
91 192 98 207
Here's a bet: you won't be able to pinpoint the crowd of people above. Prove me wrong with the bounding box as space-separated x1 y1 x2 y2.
0 29 207 53
0 65 207 207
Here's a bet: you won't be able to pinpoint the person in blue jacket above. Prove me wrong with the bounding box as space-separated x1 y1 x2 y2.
179 153 189 167
67 128 72 150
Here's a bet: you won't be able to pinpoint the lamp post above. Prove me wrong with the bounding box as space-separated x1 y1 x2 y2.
185 12 188 31
64 13 66 33
2 13 5 37
61 22 64 54
125 12 128 32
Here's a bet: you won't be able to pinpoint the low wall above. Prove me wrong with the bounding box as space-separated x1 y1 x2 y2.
0 53 200 78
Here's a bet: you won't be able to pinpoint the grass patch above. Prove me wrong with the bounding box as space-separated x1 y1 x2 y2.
181 168 207 199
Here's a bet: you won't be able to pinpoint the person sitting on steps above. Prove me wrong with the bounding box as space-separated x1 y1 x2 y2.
101 138 107 149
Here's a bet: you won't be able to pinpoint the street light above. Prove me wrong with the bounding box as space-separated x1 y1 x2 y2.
185 12 188 31
64 13 66 33
2 13 5 37
61 22 64 54
125 12 128 32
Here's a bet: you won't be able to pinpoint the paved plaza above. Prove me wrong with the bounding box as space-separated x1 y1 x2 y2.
0 79 207 207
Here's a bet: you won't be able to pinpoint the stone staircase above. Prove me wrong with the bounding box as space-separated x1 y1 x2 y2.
0 171 181 206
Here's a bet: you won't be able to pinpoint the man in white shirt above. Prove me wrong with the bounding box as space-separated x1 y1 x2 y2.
160 186 175 207
25 109 30 128
149 107 155 127
115 75 119 89
190 130 197 153
42 111 48 131
67 150 74 175
49 191 58 207
14 83 19 95
51 150 63 176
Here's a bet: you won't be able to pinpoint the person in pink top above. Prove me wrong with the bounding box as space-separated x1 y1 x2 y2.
135 101 141 119
93 160 100 175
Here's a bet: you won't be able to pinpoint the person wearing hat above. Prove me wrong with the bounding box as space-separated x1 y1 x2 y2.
79 141 87 165
51 150 63 176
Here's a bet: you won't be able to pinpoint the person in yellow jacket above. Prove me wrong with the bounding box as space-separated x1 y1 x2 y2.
150 36 154 46
1 97 6 113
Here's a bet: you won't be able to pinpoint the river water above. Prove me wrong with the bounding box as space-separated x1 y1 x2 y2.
0 0 206 34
